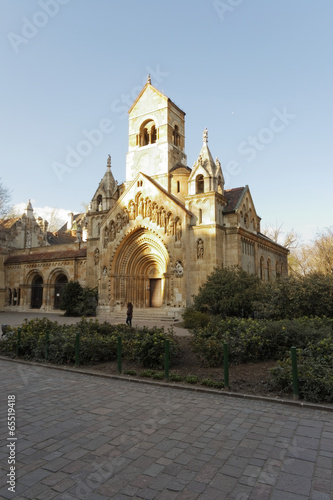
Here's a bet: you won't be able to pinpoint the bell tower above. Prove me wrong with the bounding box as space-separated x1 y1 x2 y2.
126 75 187 192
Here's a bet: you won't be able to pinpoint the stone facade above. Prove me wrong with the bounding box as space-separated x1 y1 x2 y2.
0 77 288 315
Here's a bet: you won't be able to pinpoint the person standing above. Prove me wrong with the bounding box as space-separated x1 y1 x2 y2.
126 302 133 326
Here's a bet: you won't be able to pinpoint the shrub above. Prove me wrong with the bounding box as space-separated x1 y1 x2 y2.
128 327 180 369
269 337 333 403
169 373 184 382
201 378 224 389
182 308 211 329
193 266 262 318
60 281 98 316
123 369 137 376
0 318 181 370
185 375 199 384
191 317 333 367
139 370 156 378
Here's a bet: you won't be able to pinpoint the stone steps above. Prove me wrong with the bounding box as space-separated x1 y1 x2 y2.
98 308 183 323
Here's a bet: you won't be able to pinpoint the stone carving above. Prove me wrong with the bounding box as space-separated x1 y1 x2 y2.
110 221 116 241
175 220 182 242
146 199 152 218
94 248 99 265
152 204 157 223
129 201 136 220
138 198 145 217
102 266 107 276
174 260 184 277
197 238 204 259
103 227 109 248
160 209 167 233
116 213 122 232
123 208 129 226
167 216 175 236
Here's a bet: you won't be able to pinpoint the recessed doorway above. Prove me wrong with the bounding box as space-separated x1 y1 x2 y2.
149 278 162 307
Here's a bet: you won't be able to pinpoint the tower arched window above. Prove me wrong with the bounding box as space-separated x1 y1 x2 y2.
173 125 180 146
139 120 157 146
96 195 103 211
196 175 204 194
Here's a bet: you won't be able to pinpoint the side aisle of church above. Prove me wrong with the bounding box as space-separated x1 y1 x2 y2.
0 78 288 315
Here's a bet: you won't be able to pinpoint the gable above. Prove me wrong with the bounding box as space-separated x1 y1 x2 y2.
223 186 260 232
129 84 168 117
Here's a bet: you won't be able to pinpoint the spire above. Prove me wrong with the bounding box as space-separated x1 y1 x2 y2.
147 74 151 85
25 200 34 220
107 154 111 168
203 128 208 144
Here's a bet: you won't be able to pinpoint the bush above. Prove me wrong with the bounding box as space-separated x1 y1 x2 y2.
185 375 199 384
182 308 211 329
60 281 98 316
201 378 224 389
269 338 333 403
191 317 333 367
0 318 180 369
128 327 180 369
193 266 262 318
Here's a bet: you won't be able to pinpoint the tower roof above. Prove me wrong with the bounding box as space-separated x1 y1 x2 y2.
25 199 35 219
128 75 185 116
191 128 218 178
98 155 117 197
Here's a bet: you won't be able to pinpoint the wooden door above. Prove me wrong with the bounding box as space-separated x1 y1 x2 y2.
150 279 162 307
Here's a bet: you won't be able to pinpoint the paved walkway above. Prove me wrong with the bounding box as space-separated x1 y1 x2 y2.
1 358 333 499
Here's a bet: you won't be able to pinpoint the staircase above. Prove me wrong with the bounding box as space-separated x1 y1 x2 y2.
97 307 184 324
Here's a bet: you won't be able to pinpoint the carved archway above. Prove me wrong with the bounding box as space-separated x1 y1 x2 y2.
109 227 170 308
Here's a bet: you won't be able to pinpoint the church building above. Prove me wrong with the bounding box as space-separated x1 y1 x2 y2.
0 77 288 317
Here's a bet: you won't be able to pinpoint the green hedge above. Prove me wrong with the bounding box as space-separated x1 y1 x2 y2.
191 316 333 366
0 318 180 369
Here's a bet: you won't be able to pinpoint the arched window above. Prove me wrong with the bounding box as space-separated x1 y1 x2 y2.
96 195 103 211
260 256 264 280
173 125 180 146
198 209 202 224
139 120 157 146
267 259 271 281
196 175 204 194
177 181 180 193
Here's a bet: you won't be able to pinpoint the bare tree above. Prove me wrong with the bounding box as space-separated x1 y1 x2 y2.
0 179 12 218
46 209 63 232
262 223 301 249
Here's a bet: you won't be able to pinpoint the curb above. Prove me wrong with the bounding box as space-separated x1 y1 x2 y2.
1 355 333 413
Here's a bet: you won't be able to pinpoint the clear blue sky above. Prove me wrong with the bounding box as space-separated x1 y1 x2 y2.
1 0 332 243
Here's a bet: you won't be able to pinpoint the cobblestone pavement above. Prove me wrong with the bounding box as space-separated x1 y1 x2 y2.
1 359 333 499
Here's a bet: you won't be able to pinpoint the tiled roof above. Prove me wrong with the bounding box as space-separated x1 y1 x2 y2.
46 232 77 245
58 213 85 233
4 248 87 265
0 217 21 230
223 187 245 213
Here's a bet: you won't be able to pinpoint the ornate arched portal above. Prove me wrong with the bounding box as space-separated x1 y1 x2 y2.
110 227 171 308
